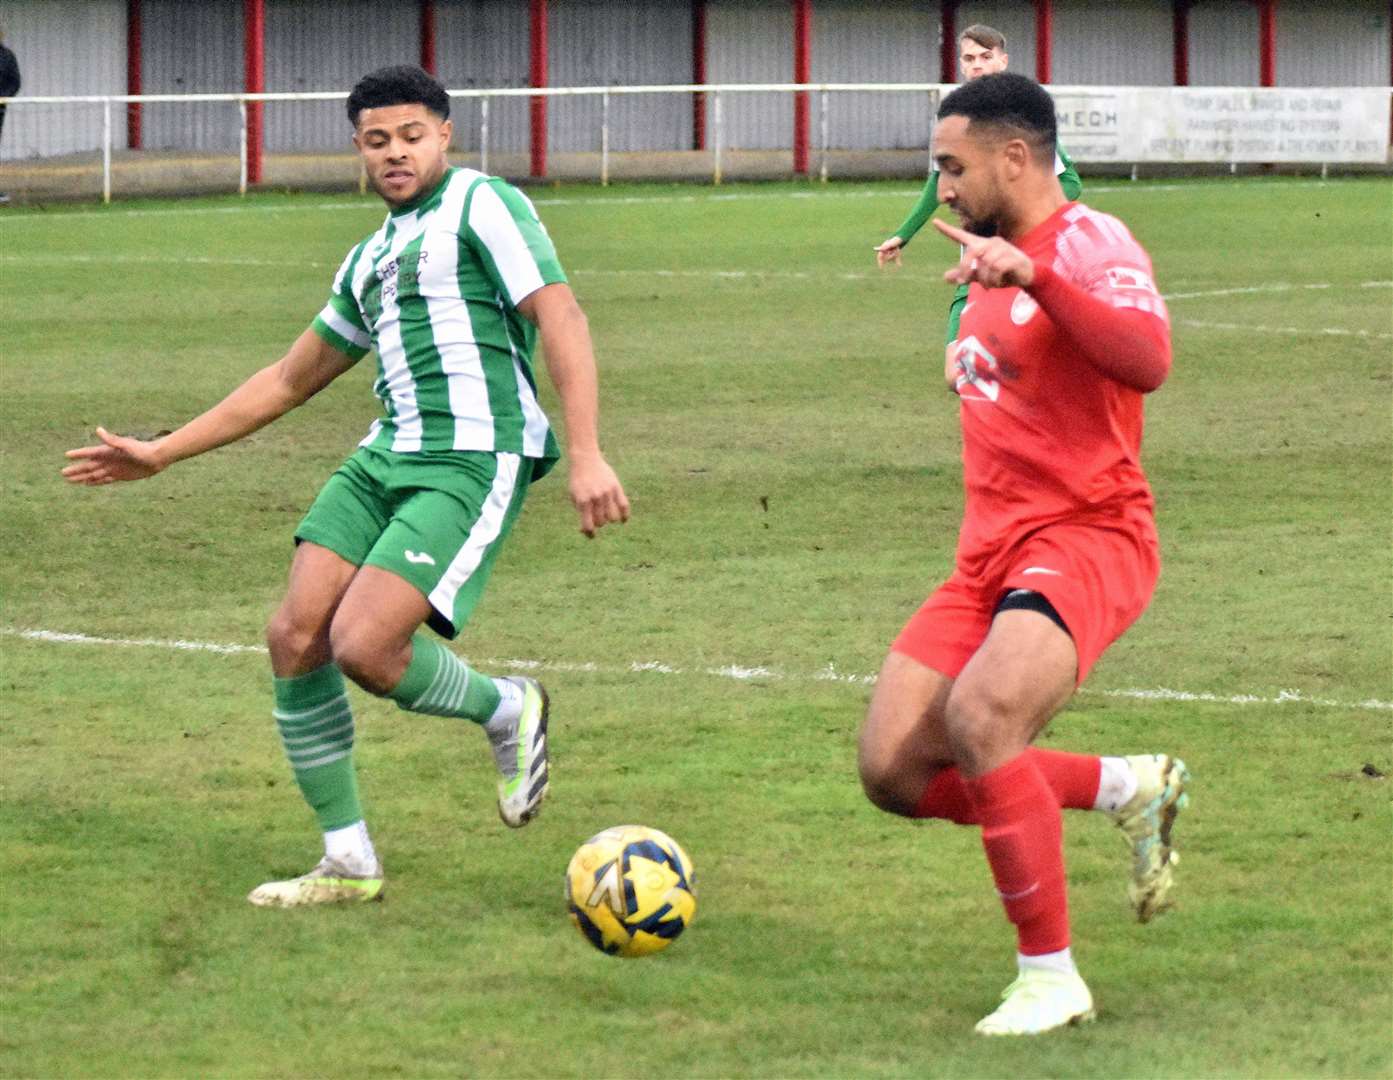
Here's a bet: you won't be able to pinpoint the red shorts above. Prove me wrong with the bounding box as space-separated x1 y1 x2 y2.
892 517 1160 685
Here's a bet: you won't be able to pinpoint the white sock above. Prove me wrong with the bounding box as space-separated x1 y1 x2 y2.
485 677 524 731
324 820 378 873
1018 948 1077 977
1093 756 1139 813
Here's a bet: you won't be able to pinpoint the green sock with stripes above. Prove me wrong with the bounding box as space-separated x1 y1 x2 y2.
390 634 502 723
272 663 363 832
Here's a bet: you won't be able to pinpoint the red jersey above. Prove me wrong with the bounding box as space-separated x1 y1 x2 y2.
951 202 1170 577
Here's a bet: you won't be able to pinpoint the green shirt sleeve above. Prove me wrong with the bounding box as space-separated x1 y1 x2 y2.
1057 143 1082 201
892 171 940 246
309 240 372 362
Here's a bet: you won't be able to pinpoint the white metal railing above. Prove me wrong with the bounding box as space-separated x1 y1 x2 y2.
2 83 1388 203
1 83 945 202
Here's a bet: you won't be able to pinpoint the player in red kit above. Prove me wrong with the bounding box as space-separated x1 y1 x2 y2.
857 73 1189 1036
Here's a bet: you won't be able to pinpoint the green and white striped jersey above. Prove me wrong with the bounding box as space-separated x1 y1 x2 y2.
311 167 564 466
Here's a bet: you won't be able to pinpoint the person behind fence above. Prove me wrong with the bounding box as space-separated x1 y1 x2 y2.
0 26 20 204
856 72 1188 1037
873 24 1081 391
62 64 630 907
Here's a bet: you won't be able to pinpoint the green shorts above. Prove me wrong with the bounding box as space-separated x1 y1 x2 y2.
296 446 534 639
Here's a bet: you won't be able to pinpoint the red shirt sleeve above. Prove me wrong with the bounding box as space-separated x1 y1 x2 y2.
1026 262 1171 393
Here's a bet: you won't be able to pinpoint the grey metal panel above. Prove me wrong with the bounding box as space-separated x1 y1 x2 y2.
1187 0 1259 86
549 0 692 152
141 0 242 151
706 0 792 150
956 0 1035 81
0 0 125 160
264 0 420 152
1053 0 1172 85
1276 0 1391 86
812 0 939 150
436 0 530 153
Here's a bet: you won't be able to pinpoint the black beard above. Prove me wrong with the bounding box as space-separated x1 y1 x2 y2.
967 219 999 238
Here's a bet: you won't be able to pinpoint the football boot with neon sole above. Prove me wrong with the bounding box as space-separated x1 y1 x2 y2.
492 677 550 828
246 856 384 907
1109 753 1190 922
975 968 1096 1036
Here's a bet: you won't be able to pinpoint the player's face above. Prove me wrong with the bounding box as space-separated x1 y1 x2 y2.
354 104 453 207
932 115 1008 237
959 39 1008 80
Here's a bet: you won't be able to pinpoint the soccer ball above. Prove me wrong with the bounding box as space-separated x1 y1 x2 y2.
565 825 697 957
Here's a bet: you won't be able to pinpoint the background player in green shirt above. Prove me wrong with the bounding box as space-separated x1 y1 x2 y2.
63 66 629 907
873 25 1082 387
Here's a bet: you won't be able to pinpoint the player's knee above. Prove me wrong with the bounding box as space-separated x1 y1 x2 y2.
329 619 395 695
856 719 914 816
265 604 320 669
943 680 1015 769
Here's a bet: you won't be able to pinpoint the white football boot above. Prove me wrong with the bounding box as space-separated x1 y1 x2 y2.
1109 754 1190 922
247 856 384 907
490 677 550 828
975 968 1096 1036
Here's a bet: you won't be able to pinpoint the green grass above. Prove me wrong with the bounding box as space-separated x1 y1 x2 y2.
1 177 1391 1078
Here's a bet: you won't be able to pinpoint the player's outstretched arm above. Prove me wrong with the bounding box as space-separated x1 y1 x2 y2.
62 328 355 486
519 283 630 539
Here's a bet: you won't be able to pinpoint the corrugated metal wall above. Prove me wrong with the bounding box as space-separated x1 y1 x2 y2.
1275 0 1391 86
3 0 1390 163
549 0 693 152
142 0 242 152
811 0 938 151
1054 0 1172 85
0 0 125 160
265 0 420 152
706 0 793 151
1188 0 1260 85
436 0 530 152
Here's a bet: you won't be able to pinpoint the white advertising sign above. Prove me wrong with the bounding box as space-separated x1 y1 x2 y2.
1052 86 1391 164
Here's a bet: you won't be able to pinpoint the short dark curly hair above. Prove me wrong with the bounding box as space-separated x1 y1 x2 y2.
938 72 1056 166
347 65 450 126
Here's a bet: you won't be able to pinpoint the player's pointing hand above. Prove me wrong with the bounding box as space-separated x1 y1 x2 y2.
932 218 1036 290
61 427 166 486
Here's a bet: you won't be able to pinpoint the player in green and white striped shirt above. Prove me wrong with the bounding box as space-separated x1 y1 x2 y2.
63 66 629 907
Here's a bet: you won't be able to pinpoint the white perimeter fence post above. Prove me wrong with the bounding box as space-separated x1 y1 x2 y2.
101 97 112 204
480 96 490 175
238 99 248 195
926 88 940 177
819 88 829 183
712 90 722 185
601 89 611 186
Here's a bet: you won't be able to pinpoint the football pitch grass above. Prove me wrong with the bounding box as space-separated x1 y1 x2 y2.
1 176 1390 1078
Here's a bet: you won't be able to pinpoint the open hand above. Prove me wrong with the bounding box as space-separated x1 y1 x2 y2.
568 453 630 538
61 427 166 486
873 236 904 269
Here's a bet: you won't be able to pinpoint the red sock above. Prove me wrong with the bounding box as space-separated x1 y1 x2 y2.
964 753 1071 956
912 768 977 823
1030 748 1102 810
911 749 1101 823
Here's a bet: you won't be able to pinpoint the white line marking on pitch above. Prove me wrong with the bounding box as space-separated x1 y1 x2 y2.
5 627 1388 713
1178 318 1393 340
8 252 1390 300
1163 280 1392 300
0 177 1356 224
